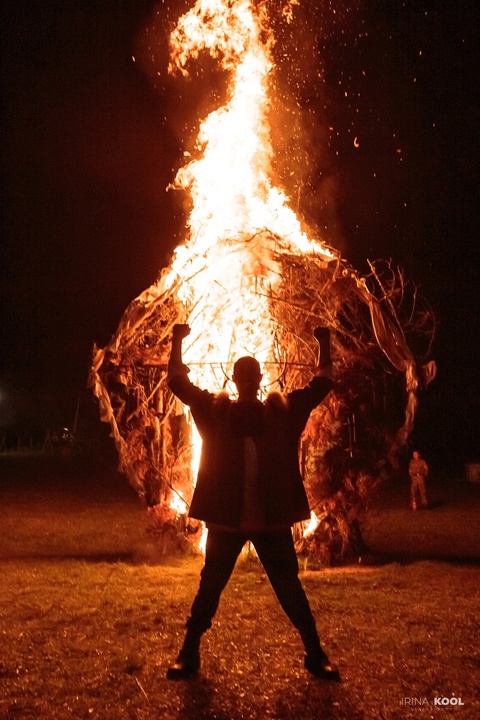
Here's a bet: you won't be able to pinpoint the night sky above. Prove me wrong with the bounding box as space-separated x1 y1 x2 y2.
1 0 479 469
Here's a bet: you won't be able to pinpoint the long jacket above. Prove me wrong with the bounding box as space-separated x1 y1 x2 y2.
167 373 333 528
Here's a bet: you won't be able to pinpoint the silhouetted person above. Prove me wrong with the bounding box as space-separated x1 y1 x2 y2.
409 450 429 510
166 323 340 681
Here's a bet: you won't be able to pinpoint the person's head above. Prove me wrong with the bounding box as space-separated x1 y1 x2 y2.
232 356 262 401
413 450 420 459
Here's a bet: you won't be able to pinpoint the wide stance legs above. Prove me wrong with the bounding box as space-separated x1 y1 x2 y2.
167 528 340 681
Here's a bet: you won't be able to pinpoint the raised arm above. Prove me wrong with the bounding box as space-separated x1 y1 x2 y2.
167 324 214 411
286 326 334 429
168 323 191 379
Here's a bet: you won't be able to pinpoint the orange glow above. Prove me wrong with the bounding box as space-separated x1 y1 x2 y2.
302 511 320 538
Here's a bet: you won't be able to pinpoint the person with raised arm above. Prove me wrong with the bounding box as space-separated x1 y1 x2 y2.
166 323 340 681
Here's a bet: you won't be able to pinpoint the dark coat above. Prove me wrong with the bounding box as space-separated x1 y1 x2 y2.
167 374 333 528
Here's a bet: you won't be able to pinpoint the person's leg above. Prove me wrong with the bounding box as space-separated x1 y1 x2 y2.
187 529 246 635
418 477 428 507
253 530 340 680
253 530 320 652
411 479 418 510
167 529 246 679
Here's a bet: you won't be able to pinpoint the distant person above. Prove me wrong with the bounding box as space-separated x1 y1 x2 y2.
165 322 340 682
408 450 429 510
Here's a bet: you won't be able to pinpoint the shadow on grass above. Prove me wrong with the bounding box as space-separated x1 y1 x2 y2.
173 668 363 720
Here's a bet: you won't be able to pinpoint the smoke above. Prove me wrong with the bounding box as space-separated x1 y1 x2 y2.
266 0 364 253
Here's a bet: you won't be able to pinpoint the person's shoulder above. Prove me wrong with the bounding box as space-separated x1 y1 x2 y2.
213 390 231 409
265 391 288 411
168 375 215 407
289 375 334 397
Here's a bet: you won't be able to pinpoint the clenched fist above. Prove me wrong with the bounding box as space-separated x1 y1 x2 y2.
172 324 191 340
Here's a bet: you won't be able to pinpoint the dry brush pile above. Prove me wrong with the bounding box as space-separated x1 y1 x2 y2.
89 231 436 563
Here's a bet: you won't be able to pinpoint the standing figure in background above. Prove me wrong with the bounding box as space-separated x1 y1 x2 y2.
165 322 340 682
409 450 429 510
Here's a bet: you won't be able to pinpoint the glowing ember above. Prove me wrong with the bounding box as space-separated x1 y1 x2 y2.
302 511 320 538
169 490 187 515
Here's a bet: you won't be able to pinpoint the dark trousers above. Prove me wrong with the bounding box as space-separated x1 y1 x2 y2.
185 527 322 656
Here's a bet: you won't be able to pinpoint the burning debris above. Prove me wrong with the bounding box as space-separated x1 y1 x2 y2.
90 242 435 561
89 0 436 562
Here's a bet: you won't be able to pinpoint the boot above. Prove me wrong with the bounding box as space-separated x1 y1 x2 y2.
304 649 341 681
166 630 201 680
300 625 341 681
166 648 200 680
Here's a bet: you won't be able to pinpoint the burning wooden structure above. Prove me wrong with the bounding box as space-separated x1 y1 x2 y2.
89 0 436 561
90 242 435 559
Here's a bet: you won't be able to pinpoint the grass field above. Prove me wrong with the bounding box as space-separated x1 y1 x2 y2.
1 456 479 720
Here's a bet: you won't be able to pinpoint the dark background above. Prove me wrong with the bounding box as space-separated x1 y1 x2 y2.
1 0 478 470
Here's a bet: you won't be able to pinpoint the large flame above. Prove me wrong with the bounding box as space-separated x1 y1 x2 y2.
164 0 334 393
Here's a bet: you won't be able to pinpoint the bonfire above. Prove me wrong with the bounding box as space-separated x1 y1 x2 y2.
89 0 436 563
